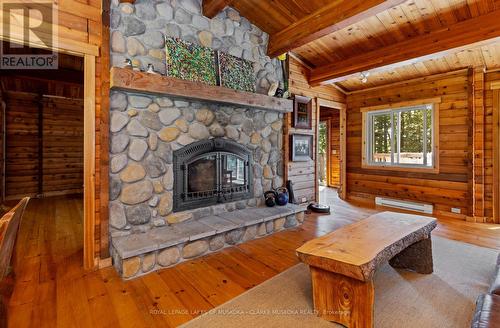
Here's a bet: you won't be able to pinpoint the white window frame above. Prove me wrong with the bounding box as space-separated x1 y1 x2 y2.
362 100 440 172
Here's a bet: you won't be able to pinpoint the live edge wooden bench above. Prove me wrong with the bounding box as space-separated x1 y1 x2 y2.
296 211 437 328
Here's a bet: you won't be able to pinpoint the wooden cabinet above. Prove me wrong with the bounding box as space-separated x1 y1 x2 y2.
292 95 312 129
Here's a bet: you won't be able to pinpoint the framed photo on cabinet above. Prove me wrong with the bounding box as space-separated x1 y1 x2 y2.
290 134 313 162
293 95 312 129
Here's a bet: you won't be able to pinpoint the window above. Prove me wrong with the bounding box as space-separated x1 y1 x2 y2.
364 103 435 169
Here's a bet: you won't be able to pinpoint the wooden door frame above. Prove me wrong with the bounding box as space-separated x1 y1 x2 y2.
83 55 96 269
491 81 500 224
316 98 347 200
0 37 98 269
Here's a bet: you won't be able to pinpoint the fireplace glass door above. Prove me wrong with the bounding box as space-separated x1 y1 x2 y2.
187 154 217 197
221 153 247 192
173 138 253 212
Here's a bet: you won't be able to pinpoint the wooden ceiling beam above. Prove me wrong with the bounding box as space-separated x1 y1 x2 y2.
309 9 500 86
267 0 406 58
203 0 233 18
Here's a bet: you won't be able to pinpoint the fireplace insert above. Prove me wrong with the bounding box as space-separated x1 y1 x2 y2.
172 138 253 212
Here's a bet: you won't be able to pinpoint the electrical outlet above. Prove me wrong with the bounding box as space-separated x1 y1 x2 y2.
332 149 337 155
451 207 461 214
301 197 307 203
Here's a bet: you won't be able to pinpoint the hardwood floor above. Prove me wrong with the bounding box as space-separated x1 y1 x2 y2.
6 190 500 327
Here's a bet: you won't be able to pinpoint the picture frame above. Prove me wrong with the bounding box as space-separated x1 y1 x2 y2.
293 95 312 129
291 134 313 162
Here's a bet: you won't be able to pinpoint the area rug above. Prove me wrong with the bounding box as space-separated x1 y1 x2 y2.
180 237 498 328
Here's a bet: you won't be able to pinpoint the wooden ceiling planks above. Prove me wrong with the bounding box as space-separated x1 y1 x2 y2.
266 0 407 57
209 0 500 90
309 7 500 85
338 43 500 91
294 0 500 66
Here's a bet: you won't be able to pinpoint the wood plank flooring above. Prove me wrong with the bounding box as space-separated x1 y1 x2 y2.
6 190 500 327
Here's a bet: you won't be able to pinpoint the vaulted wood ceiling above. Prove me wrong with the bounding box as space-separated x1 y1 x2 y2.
208 0 500 91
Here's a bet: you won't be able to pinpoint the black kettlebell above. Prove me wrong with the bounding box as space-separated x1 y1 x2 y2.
264 190 277 207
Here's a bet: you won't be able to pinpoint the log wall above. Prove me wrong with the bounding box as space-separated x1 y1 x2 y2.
287 57 345 203
346 70 471 219
484 70 500 223
2 92 83 200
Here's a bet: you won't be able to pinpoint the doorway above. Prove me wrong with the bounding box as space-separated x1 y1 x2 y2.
0 44 85 263
0 32 98 269
316 99 346 203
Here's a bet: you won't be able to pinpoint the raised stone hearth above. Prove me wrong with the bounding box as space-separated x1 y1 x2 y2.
112 203 305 279
108 0 296 279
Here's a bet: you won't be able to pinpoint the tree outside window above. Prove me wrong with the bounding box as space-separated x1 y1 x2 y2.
366 104 434 168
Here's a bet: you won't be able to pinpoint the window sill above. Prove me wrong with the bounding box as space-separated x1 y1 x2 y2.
361 163 439 174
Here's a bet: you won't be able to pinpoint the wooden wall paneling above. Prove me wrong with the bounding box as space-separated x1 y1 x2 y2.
0 12 99 57
346 70 470 219
473 68 486 221
340 107 346 200
3 92 40 199
467 68 474 218
83 54 96 270
287 57 346 204
42 97 84 196
2 93 84 198
487 73 500 224
493 87 500 223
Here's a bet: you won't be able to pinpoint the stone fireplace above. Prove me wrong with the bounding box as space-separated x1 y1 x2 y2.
108 90 307 279
109 92 287 234
108 0 306 279
173 138 253 212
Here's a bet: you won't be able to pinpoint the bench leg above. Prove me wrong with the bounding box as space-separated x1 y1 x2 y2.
389 236 433 274
310 266 374 328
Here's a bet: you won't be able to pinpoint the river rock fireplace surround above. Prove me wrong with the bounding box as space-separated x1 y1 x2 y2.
108 86 307 279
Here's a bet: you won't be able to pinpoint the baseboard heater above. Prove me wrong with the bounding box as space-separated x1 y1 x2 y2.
375 197 433 214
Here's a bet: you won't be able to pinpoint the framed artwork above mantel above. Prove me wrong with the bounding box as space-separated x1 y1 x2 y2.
292 95 312 129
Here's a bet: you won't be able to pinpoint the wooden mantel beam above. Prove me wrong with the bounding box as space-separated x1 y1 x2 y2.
267 0 406 58
203 0 233 18
309 9 500 86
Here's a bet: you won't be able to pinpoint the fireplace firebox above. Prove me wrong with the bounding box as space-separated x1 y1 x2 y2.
173 138 253 212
